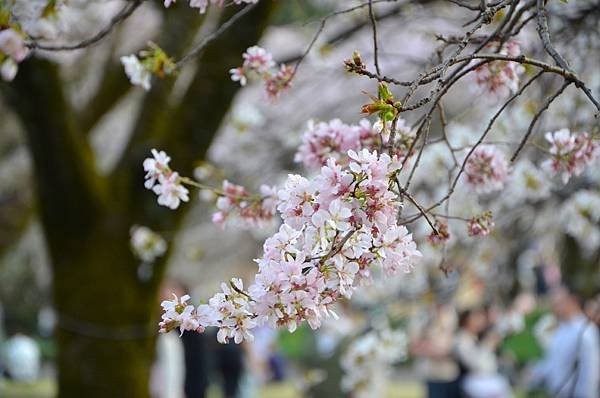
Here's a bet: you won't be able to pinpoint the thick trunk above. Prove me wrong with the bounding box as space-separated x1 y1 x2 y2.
52 218 159 398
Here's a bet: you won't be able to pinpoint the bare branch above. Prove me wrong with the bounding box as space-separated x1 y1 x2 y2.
27 0 142 51
511 80 571 161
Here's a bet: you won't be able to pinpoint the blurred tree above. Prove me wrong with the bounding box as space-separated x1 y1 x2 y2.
0 2 275 397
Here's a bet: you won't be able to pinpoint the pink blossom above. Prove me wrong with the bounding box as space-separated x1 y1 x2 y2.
265 64 294 98
152 173 190 209
242 46 275 74
464 144 510 194
542 128 598 184
467 211 495 237
212 180 277 229
474 40 524 101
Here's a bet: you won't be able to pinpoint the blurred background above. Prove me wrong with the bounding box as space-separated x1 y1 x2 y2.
1 0 600 397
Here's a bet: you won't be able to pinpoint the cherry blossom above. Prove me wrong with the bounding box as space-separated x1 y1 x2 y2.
467 211 495 237
542 128 598 184
560 190 600 252
229 45 293 98
211 181 277 229
464 144 510 194
143 149 189 209
295 118 413 170
0 28 28 63
428 221 450 246
120 55 151 91
474 40 525 100
129 225 167 263
0 28 28 81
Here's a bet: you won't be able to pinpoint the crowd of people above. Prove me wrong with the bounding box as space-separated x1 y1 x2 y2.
411 286 600 398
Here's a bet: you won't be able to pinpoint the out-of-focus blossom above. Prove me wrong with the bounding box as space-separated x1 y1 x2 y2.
341 328 407 398
428 221 450 246
542 128 598 184
467 211 495 237
121 54 152 91
212 181 277 229
508 160 552 203
464 144 510 194
474 40 524 101
130 225 167 263
0 28 29 62
560 190 600 252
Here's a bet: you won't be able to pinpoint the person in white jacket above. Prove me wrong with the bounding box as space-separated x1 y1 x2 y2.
454 308 513 398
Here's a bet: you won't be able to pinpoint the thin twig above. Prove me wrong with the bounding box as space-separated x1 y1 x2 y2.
27 0 142 51
511 80 571 161
175 3 258 69
368 0 382 75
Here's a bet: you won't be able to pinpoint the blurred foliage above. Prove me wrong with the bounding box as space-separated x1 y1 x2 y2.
501 309 547 366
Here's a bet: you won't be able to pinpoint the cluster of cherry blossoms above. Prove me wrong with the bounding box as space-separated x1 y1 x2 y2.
143 149 190 209
163 0 258 14
211 180 278 229
130 225 167 263
341 328 407 398
295 118 414 170
156 148 421 343
467 211 495 237
474 40 524 100
464 144 510 194
229 45 293 99
542 128 598 184
0 27 29 82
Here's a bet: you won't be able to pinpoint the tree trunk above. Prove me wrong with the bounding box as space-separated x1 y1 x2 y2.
51 217 158 397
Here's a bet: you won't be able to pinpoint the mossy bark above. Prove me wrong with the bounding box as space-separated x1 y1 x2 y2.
2 2 275 396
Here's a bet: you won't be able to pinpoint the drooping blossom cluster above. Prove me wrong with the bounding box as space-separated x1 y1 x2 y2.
542 128 598 184
211 180 278 229
157 149 421 343
341 328 407 398
143 149 190 209
130 225 167 263
0 28 29 81
229 46 293 98
295 118 414 170
474 40 524 100
164 0 258 14
467 211 495 237
464 144 510 194
428 220 450 246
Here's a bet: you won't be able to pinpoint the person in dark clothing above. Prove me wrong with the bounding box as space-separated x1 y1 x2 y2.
181 330 210 398
215 342 244 398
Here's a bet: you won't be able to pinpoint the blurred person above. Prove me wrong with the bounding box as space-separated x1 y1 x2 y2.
528 286 600 398
411 302 461 398
1 332 40 382
455 308 513 398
